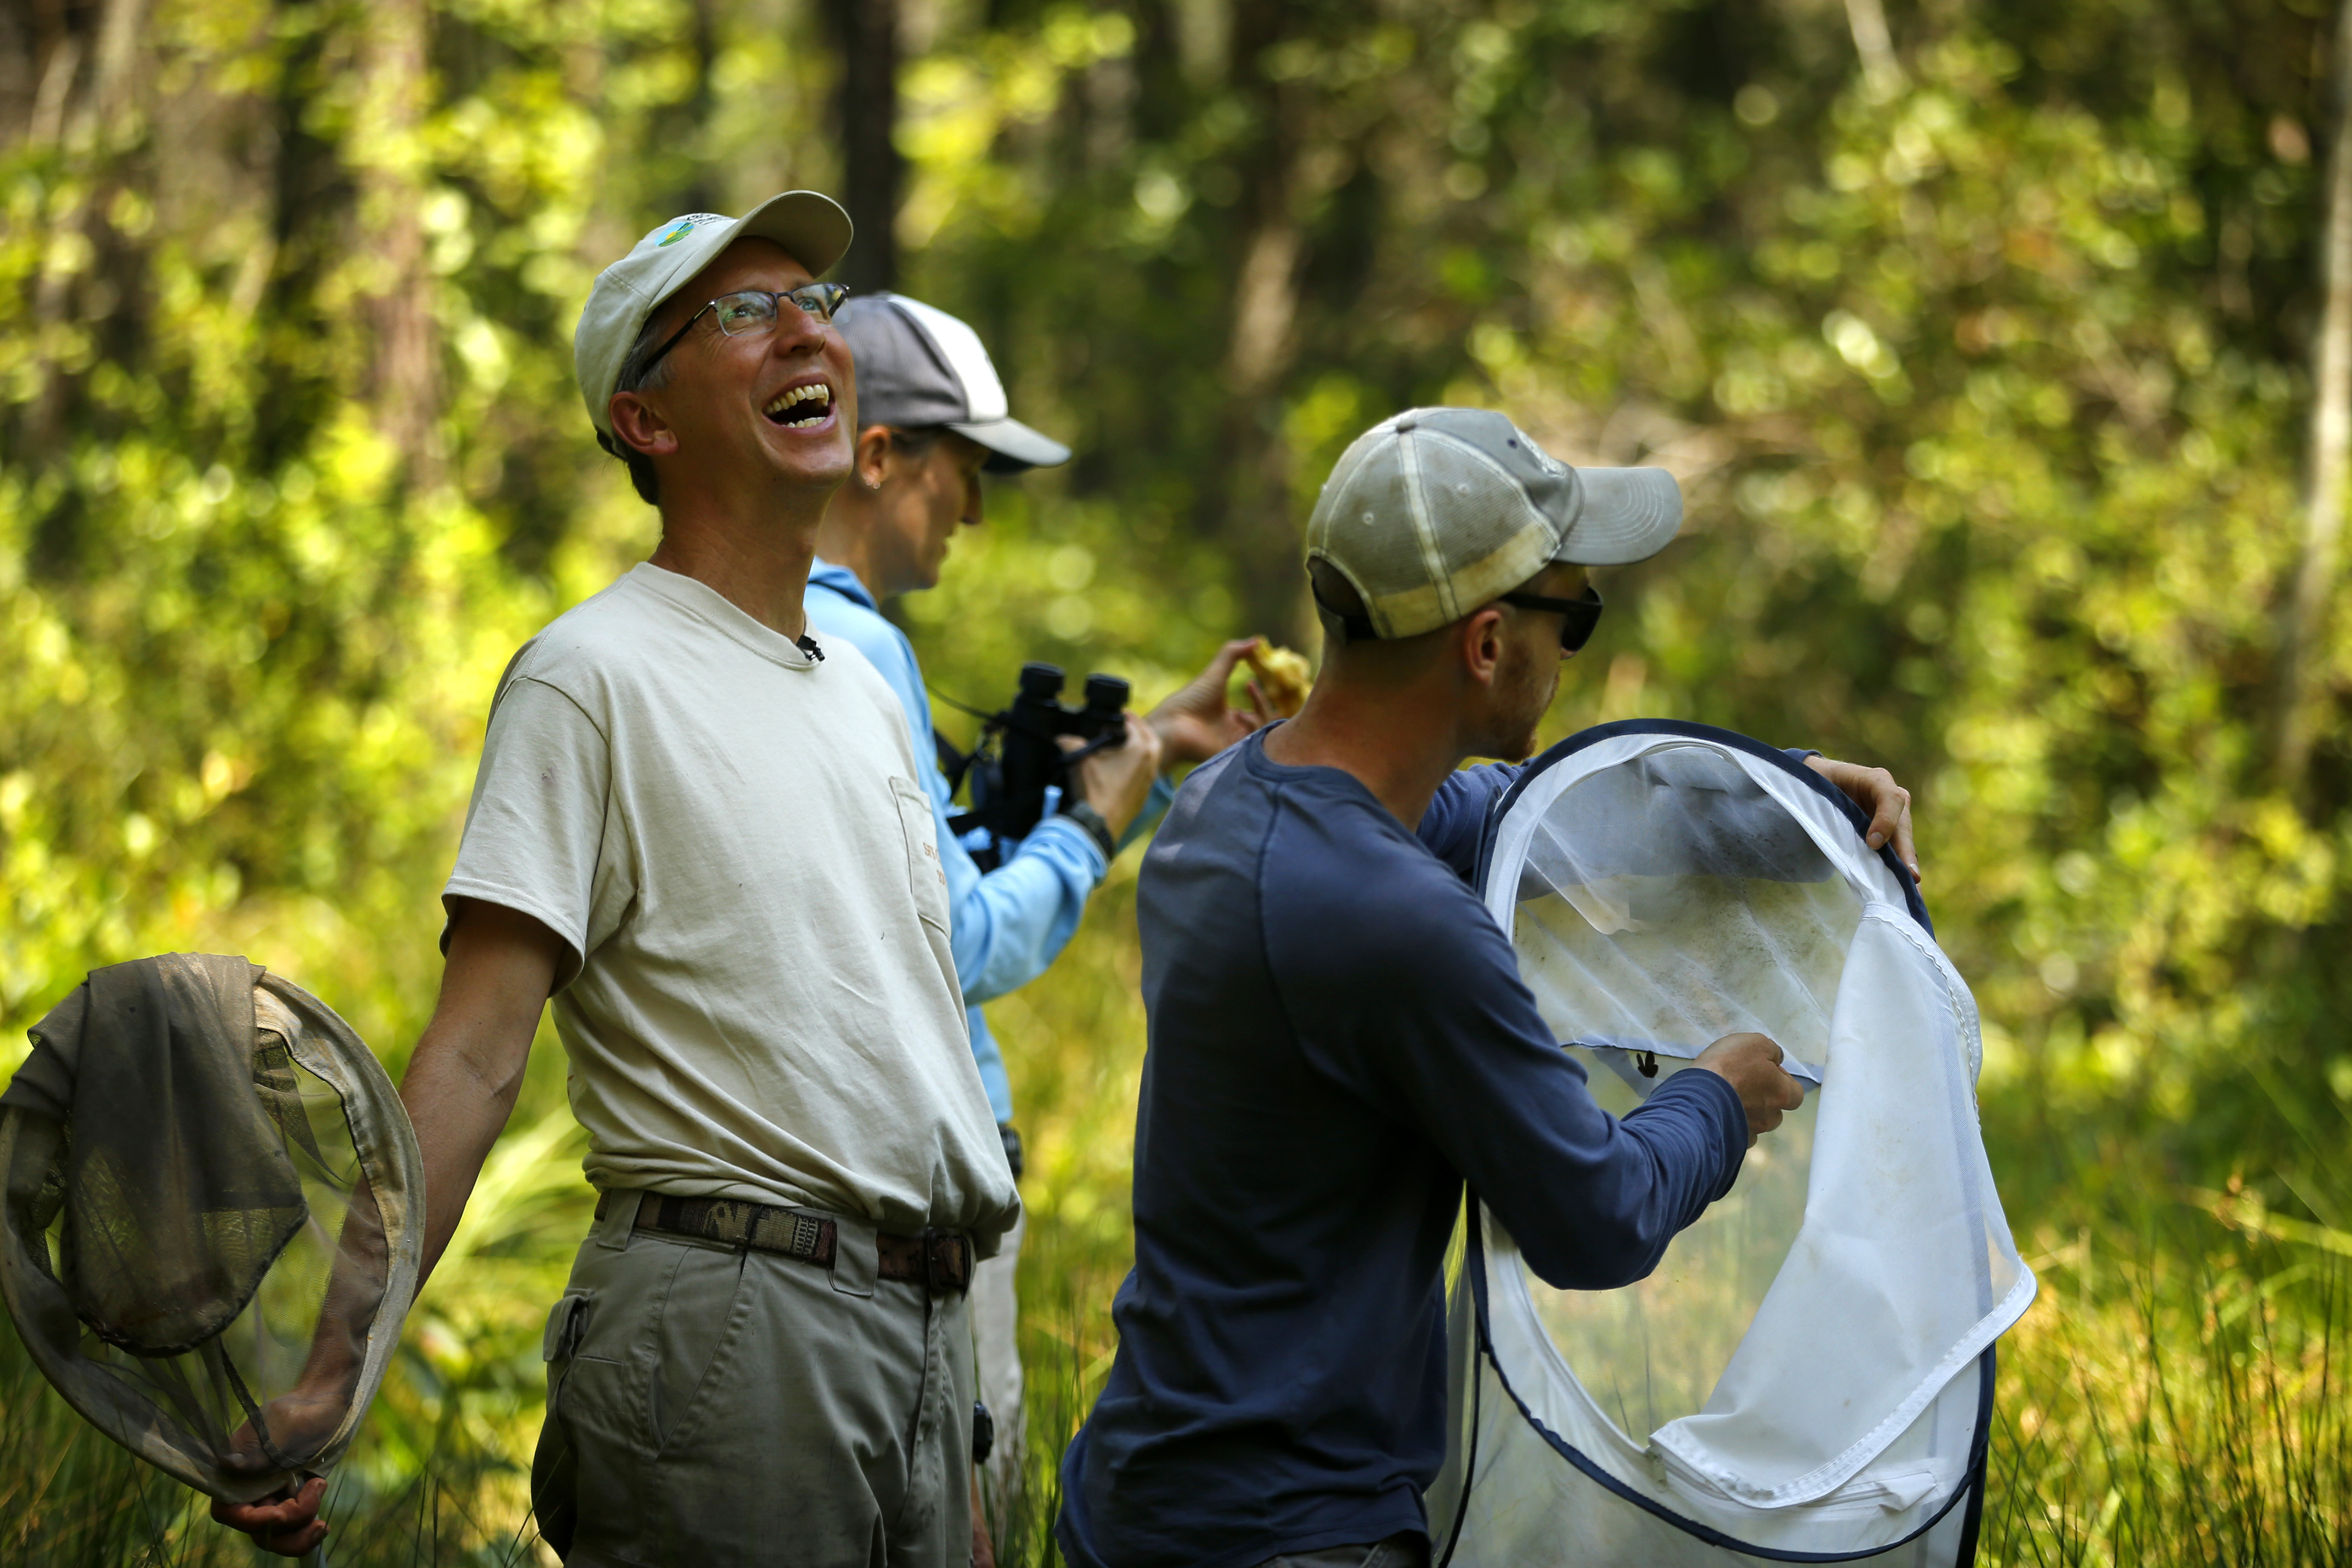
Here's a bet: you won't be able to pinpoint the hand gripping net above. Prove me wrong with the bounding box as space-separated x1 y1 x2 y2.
0 955 423 1506
1429 724 2035 1566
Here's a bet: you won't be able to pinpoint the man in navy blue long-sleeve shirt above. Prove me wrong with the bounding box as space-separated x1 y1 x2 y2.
1058 409 1919 1568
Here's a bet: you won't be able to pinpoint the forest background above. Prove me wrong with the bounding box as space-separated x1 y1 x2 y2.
7 0 2352 1561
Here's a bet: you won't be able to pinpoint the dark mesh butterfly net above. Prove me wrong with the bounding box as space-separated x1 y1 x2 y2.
0 954 423 1506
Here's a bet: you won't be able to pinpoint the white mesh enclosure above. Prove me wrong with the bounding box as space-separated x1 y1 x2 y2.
0 956 424 1508
1429 724 2034 1565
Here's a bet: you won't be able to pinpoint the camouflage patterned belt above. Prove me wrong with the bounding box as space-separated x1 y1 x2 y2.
594 1189 973 1295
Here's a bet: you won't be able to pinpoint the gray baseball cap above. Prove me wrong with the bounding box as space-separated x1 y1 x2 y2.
1305 407 1682 640
834 292 1071 473
574 192 853 438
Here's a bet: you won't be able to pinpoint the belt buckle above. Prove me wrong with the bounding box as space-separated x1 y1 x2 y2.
919 1227 965 1295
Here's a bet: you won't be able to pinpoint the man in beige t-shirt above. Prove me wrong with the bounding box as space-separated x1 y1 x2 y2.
215 194 1018 1567
448 561 1009 1239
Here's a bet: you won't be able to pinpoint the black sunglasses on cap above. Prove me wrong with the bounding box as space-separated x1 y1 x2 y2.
1497 583 1605 653
1312 578 1605 652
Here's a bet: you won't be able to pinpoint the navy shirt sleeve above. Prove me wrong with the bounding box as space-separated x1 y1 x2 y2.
1264 794 1746 1290
1413 761 1522 880
1061 739 1753 1568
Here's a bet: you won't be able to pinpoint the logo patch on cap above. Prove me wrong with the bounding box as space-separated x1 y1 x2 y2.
656 220 697 247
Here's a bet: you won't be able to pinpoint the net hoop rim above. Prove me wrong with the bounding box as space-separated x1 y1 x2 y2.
1439 1210 1999 1564
1471 720 1933 936
0 967 424 1503
1444 722 2034 1550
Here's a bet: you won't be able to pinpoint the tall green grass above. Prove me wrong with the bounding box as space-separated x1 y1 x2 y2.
1982 1217 2352 1567
0 1325 539 1566
8 1201 2349 1565
5 885 2350 1564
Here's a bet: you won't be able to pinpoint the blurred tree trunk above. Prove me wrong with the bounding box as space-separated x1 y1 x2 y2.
353 0 441 491
826 0 901 294
1213 0 1312 644
2278 0 2352 796
643 0 721 219
1842 0 1904 98
12 0 146 470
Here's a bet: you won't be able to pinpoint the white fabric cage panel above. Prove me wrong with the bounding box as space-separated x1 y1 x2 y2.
1428 723 2034 1566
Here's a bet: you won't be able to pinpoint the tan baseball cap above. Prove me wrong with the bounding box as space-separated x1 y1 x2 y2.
573 192 854 438
1305 407 1682 639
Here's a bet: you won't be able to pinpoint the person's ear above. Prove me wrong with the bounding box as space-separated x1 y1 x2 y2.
855 424 894 491
1460 606 1507 689
608 392 677 461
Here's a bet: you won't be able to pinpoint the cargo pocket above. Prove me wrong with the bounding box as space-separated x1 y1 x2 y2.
544 1247 675 1564
533 1291 594 1560
892 777 953 936
649 1244 756 1456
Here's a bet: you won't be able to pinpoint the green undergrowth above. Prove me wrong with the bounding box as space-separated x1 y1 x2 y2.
4 897 2349 1565
1984 1215 2352 1567
5 1173 2351 1565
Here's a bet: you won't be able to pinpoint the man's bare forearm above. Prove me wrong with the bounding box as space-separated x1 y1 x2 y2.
276 906 550 1389
214 900 563 1550
402 1016 534 1288
403 899 563 1290
285 901 556 1386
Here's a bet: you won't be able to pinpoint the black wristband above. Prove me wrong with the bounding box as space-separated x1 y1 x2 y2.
1059 799 1117 862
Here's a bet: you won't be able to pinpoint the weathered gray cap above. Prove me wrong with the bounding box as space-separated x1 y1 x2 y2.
834 292 1071 473
574 192 853 438
1305 407 1682 639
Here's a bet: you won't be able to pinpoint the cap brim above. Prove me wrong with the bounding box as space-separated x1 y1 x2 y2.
949 417 1072 474
584 193 855 438
642 193 854 323
730 190 854 282
1554 466 1683 566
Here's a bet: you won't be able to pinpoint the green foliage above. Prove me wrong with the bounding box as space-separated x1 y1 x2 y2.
884 0 2352 1215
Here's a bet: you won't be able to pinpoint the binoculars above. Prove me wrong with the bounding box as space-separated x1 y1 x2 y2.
946 663 1130 862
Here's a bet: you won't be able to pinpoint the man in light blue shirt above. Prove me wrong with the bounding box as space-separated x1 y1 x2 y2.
807 290 1268 1530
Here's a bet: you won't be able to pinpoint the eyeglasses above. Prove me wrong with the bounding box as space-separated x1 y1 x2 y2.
1496 583 1605 653
636 282 851 379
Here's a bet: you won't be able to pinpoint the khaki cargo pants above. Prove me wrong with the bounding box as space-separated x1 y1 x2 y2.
532 1194 975 1568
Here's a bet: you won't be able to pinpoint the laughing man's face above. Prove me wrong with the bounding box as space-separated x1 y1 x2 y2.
622 237 858 500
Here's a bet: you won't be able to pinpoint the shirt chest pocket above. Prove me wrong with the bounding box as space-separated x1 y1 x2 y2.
891 777 952 936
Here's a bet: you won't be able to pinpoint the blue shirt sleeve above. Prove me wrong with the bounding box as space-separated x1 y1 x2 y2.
806 576 1118 1122
947 811 1102 1004
1264 799 1746 1290
950 767 1175 1001
1416 761 1524 881
964 1004 1014 1124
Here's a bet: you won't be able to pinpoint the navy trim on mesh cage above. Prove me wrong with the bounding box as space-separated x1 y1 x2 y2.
1444 722 1985 1563
1472 720 1933 936
1443 1214 1994 1565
